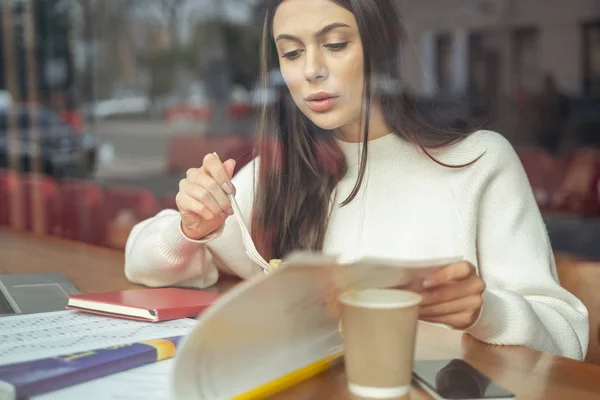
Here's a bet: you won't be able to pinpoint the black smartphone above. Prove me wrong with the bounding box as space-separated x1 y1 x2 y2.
412 359 516 400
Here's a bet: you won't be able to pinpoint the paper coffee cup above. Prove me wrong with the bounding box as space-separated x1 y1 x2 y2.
339 289 422 399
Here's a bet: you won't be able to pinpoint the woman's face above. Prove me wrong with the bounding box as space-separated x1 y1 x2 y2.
273 0 365 131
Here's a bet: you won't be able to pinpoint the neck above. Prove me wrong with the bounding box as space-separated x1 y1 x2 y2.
335 103 391 143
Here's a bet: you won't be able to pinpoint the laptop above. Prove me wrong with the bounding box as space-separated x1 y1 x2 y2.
0 273 79 317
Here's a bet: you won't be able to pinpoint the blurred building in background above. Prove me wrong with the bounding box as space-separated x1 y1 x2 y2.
0 0 74 108
401 0 600 146
0 0 599 258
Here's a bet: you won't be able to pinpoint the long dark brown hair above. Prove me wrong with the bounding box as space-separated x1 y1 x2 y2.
251 0 476 260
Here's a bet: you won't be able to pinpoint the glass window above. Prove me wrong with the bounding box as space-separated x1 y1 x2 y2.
583 21 600 94
436 33 453 93
512 27 539 91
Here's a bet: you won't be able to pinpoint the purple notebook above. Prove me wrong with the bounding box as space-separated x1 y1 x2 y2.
0 336 182 399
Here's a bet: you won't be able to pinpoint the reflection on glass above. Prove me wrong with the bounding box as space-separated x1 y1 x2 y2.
0 0 597 258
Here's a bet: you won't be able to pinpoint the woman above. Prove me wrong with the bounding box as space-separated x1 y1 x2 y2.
125 0 588 360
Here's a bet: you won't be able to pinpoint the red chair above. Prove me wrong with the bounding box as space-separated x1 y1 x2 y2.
515 146 557 208
0 169 18 226
552 150 600 216
57 179 106 245
166 135 254 174
104 187 158 221
161 192 178 211
228 102 253 120
164 105 212 123
103 187 159 249
222 138 255 175
17 173 60 235
166 136 208 173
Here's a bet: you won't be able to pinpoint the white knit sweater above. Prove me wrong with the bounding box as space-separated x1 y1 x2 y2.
125 130 589 360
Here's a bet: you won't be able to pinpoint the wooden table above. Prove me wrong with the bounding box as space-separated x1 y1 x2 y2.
2 230 600 399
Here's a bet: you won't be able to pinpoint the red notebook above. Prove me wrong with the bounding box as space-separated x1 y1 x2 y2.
66 288 221 322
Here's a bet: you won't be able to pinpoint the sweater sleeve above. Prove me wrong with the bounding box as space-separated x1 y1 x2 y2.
464 136 589 360
124 160 263 289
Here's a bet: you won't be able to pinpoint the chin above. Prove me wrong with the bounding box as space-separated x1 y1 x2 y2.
303 110 346 131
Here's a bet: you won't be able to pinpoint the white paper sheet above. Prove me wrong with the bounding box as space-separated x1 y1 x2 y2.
0 310 198 399
0 310 197 366
172 253 460 399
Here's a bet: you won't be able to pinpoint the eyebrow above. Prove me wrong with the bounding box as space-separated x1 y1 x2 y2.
275 22 352 42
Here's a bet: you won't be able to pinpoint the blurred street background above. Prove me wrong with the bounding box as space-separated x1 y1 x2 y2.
1 0 600 256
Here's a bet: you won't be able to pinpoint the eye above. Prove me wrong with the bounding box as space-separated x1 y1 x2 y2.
325 42 349 52
282 49 303 60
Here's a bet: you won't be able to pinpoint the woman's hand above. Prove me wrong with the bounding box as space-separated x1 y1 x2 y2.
176 153 237 240
418 261 485 330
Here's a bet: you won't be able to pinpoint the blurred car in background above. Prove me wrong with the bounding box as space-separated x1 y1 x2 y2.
228 85 253 119
84 90 150 120
0 105 97 178
162 83 253 125
0 90 13 109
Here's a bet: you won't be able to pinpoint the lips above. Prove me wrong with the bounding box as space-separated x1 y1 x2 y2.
305 91 339 113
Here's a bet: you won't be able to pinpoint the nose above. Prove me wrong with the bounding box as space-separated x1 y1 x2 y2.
304 47 328 82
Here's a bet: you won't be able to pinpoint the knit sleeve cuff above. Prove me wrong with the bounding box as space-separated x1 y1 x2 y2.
157 215 224 258
464 289 506 340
